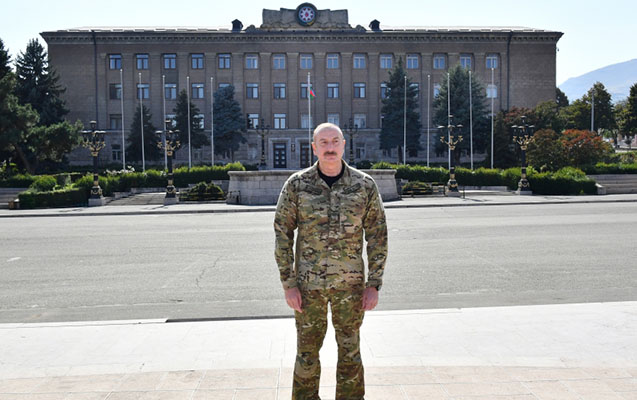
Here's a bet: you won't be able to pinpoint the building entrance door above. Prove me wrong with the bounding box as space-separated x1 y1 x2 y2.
273 143 287 169
300 142 310 168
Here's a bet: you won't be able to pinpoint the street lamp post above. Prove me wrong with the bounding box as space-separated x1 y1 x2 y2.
511 116 535 195
256 118 270 170
157 120 181 205
439 115 463 197
81 121 106 207
343 118 358 165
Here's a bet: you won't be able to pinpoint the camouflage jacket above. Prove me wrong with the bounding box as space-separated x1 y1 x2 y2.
274 161 388 291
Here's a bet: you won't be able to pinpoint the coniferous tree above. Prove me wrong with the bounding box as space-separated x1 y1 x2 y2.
563 82 615 131
126 105 161 162
432 64 489 164
379 58 422 163
556 87 569 108
622 83 637 148
15 38 68 126
212 85 246 161
173 89 208 149
0 38 11 79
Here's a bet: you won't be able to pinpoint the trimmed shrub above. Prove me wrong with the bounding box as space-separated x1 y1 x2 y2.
582 162 637 175
401 181 434 196
528 167 596 195
180 182 225 201
29 175 57 192
0 174 37 188
18 187 87 209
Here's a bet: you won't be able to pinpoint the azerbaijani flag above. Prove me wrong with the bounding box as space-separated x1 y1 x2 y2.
309 87 316 99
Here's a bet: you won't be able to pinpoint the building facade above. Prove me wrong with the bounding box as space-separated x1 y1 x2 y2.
41 4 562 169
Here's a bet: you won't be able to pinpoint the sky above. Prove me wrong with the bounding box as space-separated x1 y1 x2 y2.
1 0 636 86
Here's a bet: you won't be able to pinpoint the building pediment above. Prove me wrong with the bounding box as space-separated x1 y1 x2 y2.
261 5 352 30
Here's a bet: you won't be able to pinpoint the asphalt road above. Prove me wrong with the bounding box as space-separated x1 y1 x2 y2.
1 202 636 323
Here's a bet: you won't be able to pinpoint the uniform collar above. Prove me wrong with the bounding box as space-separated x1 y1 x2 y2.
310 159 352 188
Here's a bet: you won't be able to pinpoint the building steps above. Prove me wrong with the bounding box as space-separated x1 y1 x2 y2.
589 174 637 195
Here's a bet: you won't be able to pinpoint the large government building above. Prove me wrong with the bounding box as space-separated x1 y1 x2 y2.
41 4 562 169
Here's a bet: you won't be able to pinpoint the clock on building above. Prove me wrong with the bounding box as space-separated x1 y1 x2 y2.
296 3 317 26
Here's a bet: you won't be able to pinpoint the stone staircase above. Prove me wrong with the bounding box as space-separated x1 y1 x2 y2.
0 188 25 209
589 174 637 194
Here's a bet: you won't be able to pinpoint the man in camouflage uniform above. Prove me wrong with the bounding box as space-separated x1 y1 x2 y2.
274 122 388 400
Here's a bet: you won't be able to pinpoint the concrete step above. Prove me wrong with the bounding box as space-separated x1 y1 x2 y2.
606 186 637 194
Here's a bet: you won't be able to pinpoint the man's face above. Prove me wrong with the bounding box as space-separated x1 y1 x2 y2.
312 128 346 166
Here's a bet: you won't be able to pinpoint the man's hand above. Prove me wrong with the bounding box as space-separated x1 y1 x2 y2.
362 287 379 311
285 287 303 313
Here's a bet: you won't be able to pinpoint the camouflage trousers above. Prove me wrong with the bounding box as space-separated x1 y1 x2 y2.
292 287 365 400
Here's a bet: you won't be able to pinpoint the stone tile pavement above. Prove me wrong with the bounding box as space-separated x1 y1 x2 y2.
1 302 636 399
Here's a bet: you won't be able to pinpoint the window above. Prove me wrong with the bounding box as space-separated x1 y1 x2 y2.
195 113 205 129
327 83 339 98
247 113 259 129
487 84 498 98
380 54 392 69
109 83 122 100
163 54 176 69
326 53 339 69
410 83 420 99
274 113 286 129
433 54 446 70
164 83 177 100
136 54 149 70
272 54 286 69
192 83 204 99
218 54 231 69
353 114 366 129
109 54 122 70
460 54 472 69
406 54 419 69
353 54 366 69
273 83 286 99
218 83 230 89
300 54 313 69
137 84 149 99
380 83 388 99
327 113 340 126
486 54 499 69
246 83 259 99
356 144 366 160
109 114 122 130
111 143 122 161
354 83 366 99
300 114 313 129
245 54 258 69
300 83 313 99
433 83 441 97
191 54 204 69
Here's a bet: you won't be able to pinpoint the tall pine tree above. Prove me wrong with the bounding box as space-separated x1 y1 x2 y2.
15 39 68 126
173 89 208 149
212 85 246 161
433 64 489 164
379 58 422 163
622 83 637 148
126 104 160 163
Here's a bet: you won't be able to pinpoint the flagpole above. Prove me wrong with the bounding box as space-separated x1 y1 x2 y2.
162 74 167 170
139 72 145 172
427 74 430 167
120 68 125 169
403 75 407 165
187 75 192 169
491 67 494 169
591 91 595 132
308 72 311 166
447 72 451 170
469 70 473 170
210 76 214 166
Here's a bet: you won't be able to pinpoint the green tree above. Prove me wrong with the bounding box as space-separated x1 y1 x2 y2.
212 85 246 161
485 111 517 169
563 82 615 132
534 100 566 133
15 39 68 126
173 89 208 149
126 104 160 162
621 83 637 149
561 129 613 167
0 38 11 79
379 58 422 163
433 64 489 164
526 129 567 171
556 87 569 108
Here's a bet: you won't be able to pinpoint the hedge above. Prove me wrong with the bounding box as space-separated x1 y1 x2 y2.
180 182 225 201
581 162 637 175
18 187 87 209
